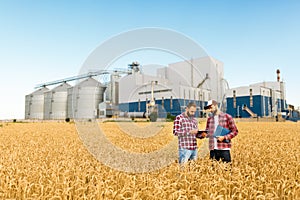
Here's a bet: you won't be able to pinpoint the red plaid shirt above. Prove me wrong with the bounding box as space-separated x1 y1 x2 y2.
205 112 238 150
173 112 198 150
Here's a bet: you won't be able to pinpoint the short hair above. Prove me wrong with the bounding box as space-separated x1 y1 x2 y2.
186 102 197 108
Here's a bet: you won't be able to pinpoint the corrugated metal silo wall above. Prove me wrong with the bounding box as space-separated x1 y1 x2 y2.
43 91 52 120
25 95 31 119
25 93 45 119
67 87 74 119
67 79 105 119
44 90 69 120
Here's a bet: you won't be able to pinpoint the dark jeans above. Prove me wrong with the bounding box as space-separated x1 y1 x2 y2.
210 150 231 162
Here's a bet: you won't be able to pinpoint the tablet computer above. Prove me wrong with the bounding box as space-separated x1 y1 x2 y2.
196 130 208 138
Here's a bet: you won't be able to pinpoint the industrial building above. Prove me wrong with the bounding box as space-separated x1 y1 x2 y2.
25 56 225 120
118 57 225 117
25 58 298 121
226 70 287 118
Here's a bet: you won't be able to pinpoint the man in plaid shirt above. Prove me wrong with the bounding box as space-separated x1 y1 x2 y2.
173 102 201 164
199 100 238 162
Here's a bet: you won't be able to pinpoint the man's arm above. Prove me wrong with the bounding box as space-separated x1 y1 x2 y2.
224 114 238 140
173 116 190 137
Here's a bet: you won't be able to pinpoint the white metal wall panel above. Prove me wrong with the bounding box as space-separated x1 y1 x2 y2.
67 78 105 119
168 56 224 102
44 83 71 120
25 87 49 119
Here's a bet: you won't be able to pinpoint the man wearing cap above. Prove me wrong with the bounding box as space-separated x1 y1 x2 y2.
200 100 238 162
173 102 199 164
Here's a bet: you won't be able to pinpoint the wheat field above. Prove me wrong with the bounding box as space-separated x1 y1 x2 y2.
0 120 299 199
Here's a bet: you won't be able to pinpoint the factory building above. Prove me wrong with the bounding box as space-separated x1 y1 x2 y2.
117 56 225 117
26 59 297 121
24 56 228 119
226 70 287 118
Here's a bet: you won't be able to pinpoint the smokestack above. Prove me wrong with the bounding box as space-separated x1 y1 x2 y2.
276 69 280 82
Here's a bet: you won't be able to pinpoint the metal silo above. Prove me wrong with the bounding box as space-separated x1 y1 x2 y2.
25 87 49 120
44 82 71 120
67 77 106 119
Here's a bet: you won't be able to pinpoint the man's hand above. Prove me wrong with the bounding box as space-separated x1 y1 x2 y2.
217 136 225 142
201 132 207 138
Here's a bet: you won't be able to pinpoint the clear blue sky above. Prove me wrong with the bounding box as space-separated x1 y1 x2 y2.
0 0 299 119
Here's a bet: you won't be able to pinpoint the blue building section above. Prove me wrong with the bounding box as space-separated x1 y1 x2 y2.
119 96 291 119
226 95 288 118
285 110 300 122
280 99 287 111
119 99 207 118
227 95 267 118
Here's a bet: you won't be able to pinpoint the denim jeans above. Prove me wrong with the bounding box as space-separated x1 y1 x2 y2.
210 149 231 162
179 148 198 164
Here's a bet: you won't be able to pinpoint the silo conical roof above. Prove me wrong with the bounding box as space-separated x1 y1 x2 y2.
29 87 49 95
76 77 105 88
50 82 72 92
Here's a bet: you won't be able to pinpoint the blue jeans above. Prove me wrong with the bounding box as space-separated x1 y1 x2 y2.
210 150 231 162
179 148 198 164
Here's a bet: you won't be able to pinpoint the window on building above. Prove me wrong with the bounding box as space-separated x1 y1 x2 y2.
233 90 236 108
162 97 164 108
170 96 173 109
138 99 140 111
250 89 253 107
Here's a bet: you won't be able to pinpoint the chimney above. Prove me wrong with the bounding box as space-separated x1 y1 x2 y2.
276 69 280 82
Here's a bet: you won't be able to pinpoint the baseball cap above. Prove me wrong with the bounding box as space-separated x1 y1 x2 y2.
204 100 217 110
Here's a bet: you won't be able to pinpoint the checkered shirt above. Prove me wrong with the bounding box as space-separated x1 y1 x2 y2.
173 112 198 150
206 112 238 150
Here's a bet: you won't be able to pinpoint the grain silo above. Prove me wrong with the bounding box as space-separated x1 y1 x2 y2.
25 87 49 120
44 82 71 120
67 77 106 119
